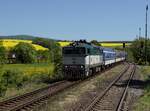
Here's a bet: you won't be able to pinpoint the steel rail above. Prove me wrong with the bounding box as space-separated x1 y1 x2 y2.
0 80 74 111
0 80 66 106
116 64 136 111
84 63 130 111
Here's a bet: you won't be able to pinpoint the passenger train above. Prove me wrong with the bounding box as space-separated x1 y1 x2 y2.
62 40 126 80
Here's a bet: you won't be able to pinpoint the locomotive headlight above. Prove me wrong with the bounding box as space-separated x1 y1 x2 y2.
65 65 68 68
80 65 84 68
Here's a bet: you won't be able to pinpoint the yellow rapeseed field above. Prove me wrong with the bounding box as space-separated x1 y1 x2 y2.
58 41 131 47
0 39 48 51
101 43 131 47
58 41 72 47
1 39 131 49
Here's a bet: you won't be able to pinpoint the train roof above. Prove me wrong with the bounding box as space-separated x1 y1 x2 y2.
98 46 126 53
64 40 98 49
63 40 126 54
98 46 115 52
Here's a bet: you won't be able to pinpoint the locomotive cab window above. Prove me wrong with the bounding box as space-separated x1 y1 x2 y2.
63 47 86 55
93 47 100 55
87 47 101 55
87 48 90 54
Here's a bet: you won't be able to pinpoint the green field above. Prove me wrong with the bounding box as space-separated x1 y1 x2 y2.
1 63 54 76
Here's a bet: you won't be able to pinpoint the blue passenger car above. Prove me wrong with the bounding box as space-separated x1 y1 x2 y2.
115 50 126 62
101 47 116 65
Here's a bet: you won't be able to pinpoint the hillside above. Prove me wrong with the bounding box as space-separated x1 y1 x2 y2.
0 35 37 40
0 35 54 41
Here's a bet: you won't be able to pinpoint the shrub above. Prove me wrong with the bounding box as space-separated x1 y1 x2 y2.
90 40 101 46
13 42 37 63
33 38 62 75
37 50 51 63
30 71 64 84
0 83 7 97
30 73 50 83
130 38 150 64
0 46 7 64
1 69 24 89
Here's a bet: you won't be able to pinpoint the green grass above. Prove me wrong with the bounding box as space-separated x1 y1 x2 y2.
133 66 150 111
1 63 54 76
0 82 48 101
140 66 150 79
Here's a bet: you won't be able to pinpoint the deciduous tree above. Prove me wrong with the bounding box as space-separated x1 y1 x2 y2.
90 40 101 46
13 42 37 63
0 46 6 64
131 37 150 64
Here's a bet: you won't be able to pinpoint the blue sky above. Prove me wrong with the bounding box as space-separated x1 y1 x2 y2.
0 0 149 41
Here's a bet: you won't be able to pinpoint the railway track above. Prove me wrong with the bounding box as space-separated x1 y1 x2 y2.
84 63 136 111
0 80 77 111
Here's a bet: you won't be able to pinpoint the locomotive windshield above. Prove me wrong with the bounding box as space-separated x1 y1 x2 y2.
63 47 85 55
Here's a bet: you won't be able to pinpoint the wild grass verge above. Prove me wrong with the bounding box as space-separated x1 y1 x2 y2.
133 66 150 111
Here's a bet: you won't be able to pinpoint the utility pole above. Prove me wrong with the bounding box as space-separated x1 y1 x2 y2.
139 27 141 38
145 4 148 65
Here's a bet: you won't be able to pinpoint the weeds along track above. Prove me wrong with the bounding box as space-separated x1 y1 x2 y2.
0 80 76 111
0 62 126 111
84 63 135 111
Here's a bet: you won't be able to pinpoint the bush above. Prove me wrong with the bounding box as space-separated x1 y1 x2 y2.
0 46 7 64
33 38 62 75
30 73 50 83
13 42 37 63
0 83 7 97
90 40 101 46
1 69 24 89
30 71 64 84
37 50 51 63
49 72 64 83
0 70 23 97
131 38 148 64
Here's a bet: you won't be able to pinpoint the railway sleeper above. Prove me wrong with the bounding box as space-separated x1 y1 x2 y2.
23 106 32 111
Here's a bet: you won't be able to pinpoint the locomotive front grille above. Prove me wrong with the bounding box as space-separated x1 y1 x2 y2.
63 66 85 80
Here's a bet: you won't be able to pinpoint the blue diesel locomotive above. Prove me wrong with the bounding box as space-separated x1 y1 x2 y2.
62 40 126 80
